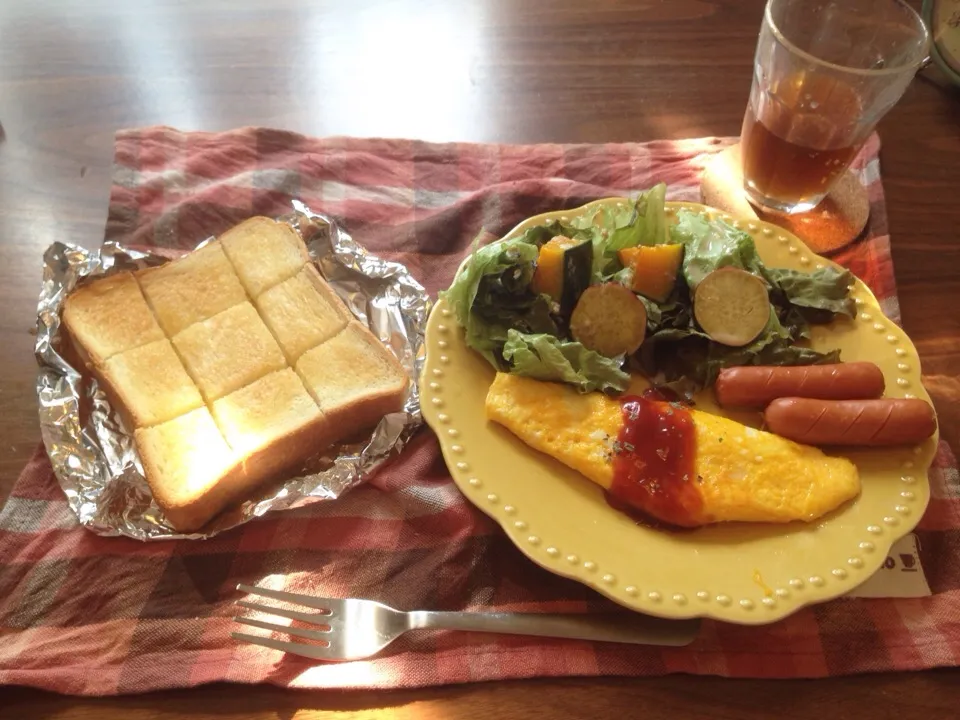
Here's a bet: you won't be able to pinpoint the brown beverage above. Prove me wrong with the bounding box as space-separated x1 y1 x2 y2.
741 72 864 212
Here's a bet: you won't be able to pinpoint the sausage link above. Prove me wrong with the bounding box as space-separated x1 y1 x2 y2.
715 363 885 409
764 397 937 447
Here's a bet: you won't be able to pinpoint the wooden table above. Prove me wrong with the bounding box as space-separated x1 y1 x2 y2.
1 0 958 717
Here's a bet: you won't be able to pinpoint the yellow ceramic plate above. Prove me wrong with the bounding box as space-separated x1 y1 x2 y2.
421 200 936 625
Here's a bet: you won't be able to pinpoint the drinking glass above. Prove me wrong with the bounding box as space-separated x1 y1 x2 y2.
741 0 929 214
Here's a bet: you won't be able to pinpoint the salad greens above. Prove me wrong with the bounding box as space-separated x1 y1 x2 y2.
640 207 856 388
580 182 669 280
438 183 856 394
503 330 630 394
440 231 558 367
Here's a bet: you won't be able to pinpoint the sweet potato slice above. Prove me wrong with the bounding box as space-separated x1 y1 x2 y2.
569 283 647 357
693 267 770 347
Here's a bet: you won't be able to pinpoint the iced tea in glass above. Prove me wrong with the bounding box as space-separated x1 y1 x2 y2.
741 0 929 214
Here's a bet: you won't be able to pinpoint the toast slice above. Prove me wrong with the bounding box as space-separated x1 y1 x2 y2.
99 338 204 428
220 217 310 298
62 271 165 365
134 407 239 532
295 322 408 441
137 241 247 336
172 302 287 402
63 215 410 532
212 368 330 481
256 265 352 364
136 371 330 533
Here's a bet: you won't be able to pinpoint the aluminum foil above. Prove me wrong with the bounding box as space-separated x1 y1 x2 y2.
36 200 430 540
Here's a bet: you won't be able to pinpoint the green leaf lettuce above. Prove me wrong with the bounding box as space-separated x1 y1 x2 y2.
438 230 558 366
502 330 630 393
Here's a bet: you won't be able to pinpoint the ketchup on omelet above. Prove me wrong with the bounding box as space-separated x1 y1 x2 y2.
605 392 704 529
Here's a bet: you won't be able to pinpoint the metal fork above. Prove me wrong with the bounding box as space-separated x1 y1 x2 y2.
232 583 701 661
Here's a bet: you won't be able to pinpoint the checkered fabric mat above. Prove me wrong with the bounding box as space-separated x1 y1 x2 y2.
1 129 957 694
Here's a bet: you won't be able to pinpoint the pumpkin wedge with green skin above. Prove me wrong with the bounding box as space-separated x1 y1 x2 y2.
531 236 592 316
618 244 684 302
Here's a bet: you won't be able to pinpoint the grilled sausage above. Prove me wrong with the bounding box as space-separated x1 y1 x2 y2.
764 398 937 447
715 363 885 409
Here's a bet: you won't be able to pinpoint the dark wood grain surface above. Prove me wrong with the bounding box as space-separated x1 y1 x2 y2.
1 0 958 717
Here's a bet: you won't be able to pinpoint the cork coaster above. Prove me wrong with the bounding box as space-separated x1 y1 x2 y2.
701 143 870 255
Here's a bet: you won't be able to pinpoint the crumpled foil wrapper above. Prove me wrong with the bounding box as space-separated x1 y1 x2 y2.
36 200 430 540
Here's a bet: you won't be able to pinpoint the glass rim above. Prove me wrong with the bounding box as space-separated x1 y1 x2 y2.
764 0 931 77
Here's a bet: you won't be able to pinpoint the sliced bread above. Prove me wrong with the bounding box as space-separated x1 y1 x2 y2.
295 322 408 441
99 338 204 428
134 407 239 532
212 368 330 481
137 241 248 336
220 217 309 297
62 271 165 365
63 216 410 533
256 265 352 364
172 302 287 402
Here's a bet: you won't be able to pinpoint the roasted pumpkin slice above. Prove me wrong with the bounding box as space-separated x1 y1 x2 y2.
531 235 593 316
618 244 684 302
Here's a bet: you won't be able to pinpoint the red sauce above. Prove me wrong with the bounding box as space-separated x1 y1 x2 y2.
606 395 703 529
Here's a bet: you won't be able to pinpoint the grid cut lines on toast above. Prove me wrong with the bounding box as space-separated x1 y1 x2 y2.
63 216 409 531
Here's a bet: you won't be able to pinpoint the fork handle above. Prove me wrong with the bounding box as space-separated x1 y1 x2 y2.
406 610 698 647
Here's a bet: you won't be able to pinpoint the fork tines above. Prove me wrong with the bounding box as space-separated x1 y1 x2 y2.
235 583 337 611
232 584 338 660
231 631 334 661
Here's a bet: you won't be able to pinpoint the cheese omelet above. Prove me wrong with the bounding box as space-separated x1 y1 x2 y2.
485 373 860 527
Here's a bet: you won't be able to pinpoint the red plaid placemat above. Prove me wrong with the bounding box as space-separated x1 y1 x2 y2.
1 129 958 695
